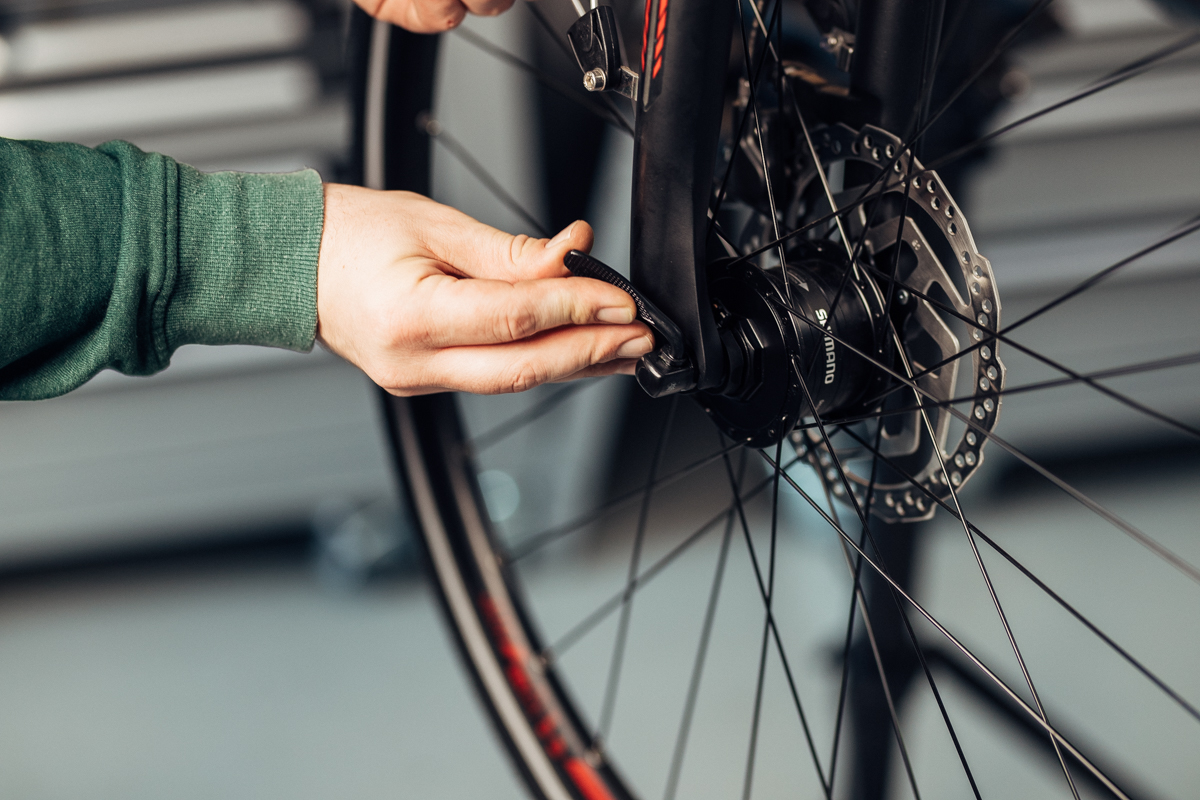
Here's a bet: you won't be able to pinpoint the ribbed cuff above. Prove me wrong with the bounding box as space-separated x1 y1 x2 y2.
166 164 323 352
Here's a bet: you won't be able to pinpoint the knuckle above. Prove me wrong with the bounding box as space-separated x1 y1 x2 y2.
499 305 539 341
505 360 545 394
508 233 530 266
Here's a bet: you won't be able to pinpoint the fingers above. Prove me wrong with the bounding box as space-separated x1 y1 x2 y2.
404 324 655 395
412 200 595 282
460 0 515 15
412 270 640 347
357 0 510 32
555 359 640 381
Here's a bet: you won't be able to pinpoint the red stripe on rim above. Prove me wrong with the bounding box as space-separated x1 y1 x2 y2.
565 758 619 800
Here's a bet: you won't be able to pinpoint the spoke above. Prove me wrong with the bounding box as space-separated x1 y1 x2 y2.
826 414 982 800
852 261 1200 442
760 449 1137 800
795 349 1200 436
777 297 1200 585
421 115 550 237
740 441 785 800
507 440 743 562
928 30 1200 172
902 213 1200 387
729 0 1056 268
825 420 879 792
662 454 740 800
786 345 927 800
598 397 679 742
735 0 794 303
780 301 1200 585
741 578 772 800
471 382 590 451
820 476 933 800
542 454 800 662
837 424 1200 726
452 25 635 136
887 316 1082 798
708 0 780 228
722 448 833 800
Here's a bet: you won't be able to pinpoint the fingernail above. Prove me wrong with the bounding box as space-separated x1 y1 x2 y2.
548 221 576 247
616 335 654 359
597 307 635 324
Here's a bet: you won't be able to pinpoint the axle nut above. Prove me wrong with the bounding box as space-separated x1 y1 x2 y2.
583 68 607 92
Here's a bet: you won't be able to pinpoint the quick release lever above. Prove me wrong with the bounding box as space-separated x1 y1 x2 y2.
564 250 696 397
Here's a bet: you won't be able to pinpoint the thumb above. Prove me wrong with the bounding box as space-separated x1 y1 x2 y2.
464 220 595 282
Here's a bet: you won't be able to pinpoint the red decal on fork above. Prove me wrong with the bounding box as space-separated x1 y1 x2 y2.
652 0 669 78
641 0 653 76
641 0 668 105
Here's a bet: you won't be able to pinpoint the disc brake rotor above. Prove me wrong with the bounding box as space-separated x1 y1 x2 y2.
708 122 1005 523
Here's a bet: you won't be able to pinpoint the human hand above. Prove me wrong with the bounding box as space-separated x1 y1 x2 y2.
316 184 654 396
352 0 512 33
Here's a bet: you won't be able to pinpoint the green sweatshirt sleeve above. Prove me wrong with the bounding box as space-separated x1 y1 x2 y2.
0 137 324 400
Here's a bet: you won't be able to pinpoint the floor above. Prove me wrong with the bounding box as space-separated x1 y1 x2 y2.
0 445 1196 800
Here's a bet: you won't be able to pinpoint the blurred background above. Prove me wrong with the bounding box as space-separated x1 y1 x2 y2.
0 0 1198 797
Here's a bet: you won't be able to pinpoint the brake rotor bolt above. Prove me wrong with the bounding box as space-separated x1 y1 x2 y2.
583 69 607 91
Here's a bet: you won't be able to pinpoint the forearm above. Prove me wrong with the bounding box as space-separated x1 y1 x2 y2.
0 138 323 400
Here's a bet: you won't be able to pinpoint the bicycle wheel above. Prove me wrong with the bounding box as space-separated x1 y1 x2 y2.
352 2 1200 798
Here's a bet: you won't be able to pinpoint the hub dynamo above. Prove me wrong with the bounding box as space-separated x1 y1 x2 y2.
703 122 1006 523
